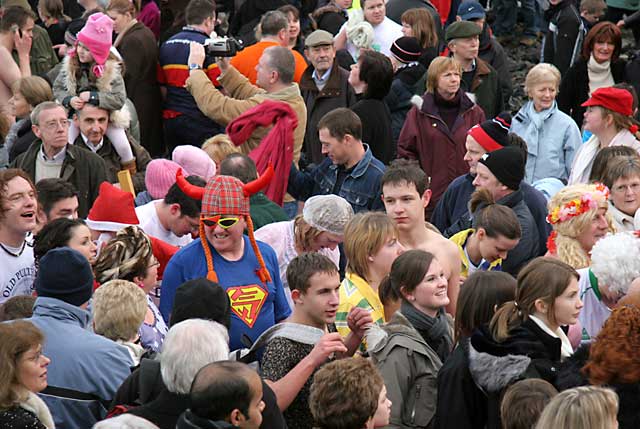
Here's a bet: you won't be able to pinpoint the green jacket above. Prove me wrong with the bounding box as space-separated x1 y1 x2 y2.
470 57 503 118
12 25 58 76
250 192 288 230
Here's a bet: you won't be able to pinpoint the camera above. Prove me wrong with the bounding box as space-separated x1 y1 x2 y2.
204 36 244 57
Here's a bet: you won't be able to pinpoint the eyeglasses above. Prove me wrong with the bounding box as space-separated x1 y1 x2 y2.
202 215 240 229
612 182 640 194
41 119 69 130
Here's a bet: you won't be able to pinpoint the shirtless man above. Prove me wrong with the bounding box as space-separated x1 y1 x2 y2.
0 6 33 108
382 160 461 314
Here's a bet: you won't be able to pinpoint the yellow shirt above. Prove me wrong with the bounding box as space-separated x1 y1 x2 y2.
335 272 385 344
449 228 503 279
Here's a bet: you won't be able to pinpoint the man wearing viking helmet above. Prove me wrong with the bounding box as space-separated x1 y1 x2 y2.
159 166 291 351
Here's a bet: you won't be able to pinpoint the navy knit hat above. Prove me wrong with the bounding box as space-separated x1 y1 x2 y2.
478 146 525 191
35 247 94 306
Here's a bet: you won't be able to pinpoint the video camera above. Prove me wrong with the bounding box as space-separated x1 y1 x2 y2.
204 36 244 58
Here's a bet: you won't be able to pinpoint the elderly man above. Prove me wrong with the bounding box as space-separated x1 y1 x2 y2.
160 171 291 351
299 29 356 166
11 101 107 218
446 21 503 118
125 319 230 429
73 104 151 193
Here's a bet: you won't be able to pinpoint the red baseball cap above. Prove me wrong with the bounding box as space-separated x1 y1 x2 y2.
581 87 633 116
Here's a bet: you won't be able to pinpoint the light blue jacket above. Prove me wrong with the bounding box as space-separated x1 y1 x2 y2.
511 100 581 183
27 297 133 429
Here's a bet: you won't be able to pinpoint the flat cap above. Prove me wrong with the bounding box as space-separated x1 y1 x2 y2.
445 20 482 42
305 30 335 48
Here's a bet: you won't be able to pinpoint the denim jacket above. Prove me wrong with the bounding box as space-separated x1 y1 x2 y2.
288 144 386 213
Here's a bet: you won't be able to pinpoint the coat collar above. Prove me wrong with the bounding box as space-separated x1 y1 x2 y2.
300 59 346 96
327 143 375 178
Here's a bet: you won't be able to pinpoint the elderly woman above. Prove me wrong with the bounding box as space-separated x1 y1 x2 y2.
398 56 485 217
601 156 640 231
92 280 148 365
546 183 614 269
334 0 403 60
4 76 53 163
511 63 582 184
336 212 403 342
568 87 640 184
255 195 354 306
0 321 54 428
558 22 626 127
349 50 394 164
94 226 168 353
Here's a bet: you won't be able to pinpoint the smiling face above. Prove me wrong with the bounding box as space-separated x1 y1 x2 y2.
294 271 341 328
463 134 486 175
204 214 246 254
286 12 300 41
576 206 609 253
610 175 640 216
529 81 557 112
592 39 615 64
1 176 37 235
552 277 583 327
16 344 50 394
403 258 449 317
363 0 385 25
67 224 98 265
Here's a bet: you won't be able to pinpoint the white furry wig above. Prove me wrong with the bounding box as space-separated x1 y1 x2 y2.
591 232 640 294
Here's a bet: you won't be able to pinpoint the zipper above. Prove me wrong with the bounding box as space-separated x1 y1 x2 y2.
411 384 422 424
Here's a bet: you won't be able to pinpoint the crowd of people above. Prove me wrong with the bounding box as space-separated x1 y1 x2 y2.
4 0 640 427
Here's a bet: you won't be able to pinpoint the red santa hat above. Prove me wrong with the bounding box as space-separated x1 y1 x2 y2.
85 182 140 232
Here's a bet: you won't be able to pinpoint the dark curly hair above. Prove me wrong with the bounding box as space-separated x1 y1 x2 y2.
582 305 640 385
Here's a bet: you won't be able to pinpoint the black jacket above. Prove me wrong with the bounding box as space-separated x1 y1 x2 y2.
127 389 189 429
444 188 540 275
557 344 640 429
558 56 627 126
300 61 357 165
479 25 512 104
385 62 427 144
7 119 36 163
352 96 394 164
542 1 583 76
386 0 444 46
462 321 563 429
176 410 236 429
11 140 108 218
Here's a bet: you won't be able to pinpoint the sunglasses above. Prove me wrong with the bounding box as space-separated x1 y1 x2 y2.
202 216 240 229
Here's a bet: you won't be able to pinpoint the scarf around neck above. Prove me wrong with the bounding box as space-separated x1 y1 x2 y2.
401 300 452 361
587 54 614 96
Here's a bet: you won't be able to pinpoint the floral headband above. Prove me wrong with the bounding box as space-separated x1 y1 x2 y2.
546 183 610 225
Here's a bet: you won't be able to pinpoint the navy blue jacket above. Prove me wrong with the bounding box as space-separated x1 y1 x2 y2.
288 144 386 213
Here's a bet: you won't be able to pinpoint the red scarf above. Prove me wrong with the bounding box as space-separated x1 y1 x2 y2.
226 100 298 206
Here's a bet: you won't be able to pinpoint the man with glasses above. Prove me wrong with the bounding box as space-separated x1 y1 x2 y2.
11 101 107 218
160 171 291 351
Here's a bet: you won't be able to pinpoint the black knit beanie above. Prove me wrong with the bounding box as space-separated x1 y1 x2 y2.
390 37 422 63
35 247 94 306
169 278 231 329
478 146 525 190
468 111 512 152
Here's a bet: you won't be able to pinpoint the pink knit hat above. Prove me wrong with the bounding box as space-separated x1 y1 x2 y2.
145 159 182 200
172 145 217 181
77 13 113 77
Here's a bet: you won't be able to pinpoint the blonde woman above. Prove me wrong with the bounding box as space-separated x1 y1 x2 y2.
336 212 403 342
92 280 148 365
535 386 619 429
510 63 582 183
94 226 168 353
546 183 614 269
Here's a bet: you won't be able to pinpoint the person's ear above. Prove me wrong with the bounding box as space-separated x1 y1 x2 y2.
291 288 303 305
36 207 48 225
169 203 181 217
456 15 462 21
400 285 414 302
132 275 143 286
476 227 486 240
229 409 245 426
421 189 432 208
32 124 43 139
534 298 548 315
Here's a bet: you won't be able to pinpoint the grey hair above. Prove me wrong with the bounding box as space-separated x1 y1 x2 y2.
30 101 65 126
263 46 295 84
160 319 230 394
92 414 160 428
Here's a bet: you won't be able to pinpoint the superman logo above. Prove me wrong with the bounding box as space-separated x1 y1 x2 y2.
227 284 268 328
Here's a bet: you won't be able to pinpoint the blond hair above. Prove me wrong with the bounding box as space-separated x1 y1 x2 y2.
293 215 324 252
201 134 241 165
343 212 397 281
548 184 613 269
524 63 561 97
534 386 618 429
92 280 147 342
426 57 462 94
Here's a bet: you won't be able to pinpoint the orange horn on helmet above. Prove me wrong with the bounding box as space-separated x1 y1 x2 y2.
175 168 205 200
243 163 275 197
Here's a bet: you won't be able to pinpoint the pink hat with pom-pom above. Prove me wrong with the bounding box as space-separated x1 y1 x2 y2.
77 13 113 77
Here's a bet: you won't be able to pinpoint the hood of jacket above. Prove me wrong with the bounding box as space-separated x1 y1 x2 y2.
31 296 91 328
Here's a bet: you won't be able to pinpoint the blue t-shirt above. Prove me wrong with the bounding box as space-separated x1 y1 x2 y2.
160 236 291 351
